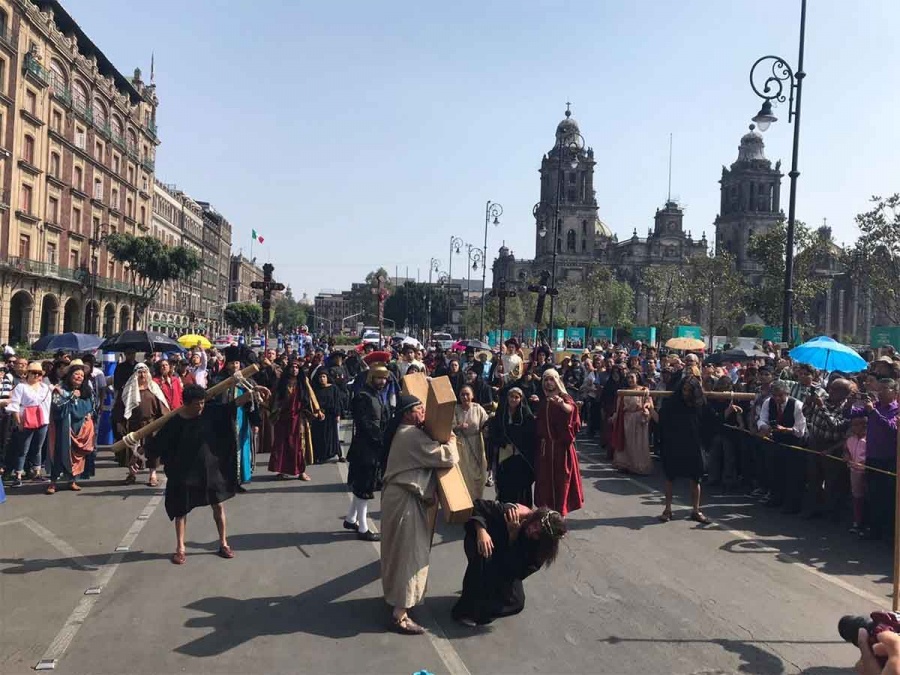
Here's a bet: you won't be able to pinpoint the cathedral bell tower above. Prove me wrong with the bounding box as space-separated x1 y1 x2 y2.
714 125 783 274
535 106 599 263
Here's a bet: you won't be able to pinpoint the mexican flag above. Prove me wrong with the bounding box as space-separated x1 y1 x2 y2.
252 229 264 244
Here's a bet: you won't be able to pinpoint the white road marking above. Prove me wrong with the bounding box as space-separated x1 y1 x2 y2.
336 460 472 675
577 445 888 607
0 517 96 571
36 493 164 670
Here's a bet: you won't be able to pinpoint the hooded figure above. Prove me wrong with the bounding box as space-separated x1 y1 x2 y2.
112 363 170 486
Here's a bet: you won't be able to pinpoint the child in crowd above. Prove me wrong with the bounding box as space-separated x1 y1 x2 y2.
846 411 868 534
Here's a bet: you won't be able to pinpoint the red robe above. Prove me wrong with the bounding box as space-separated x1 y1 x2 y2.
268 387 311 476
534 394 584 516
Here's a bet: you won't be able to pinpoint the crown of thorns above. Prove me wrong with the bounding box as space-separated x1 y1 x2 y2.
541 510 564 538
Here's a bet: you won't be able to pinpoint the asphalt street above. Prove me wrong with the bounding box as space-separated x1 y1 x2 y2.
0 429 890 674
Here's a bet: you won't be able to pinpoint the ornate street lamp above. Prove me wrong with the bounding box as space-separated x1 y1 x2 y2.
466 245 483 339
448 235 463 330
748 0 807 345
480 201 502 339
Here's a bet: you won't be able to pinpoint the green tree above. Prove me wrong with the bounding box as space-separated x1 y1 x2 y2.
273 295 307 333
224 302 262 331
683 252 747 337
641 263 692 341
746 220 832 332
105 233 202 327
846 194 900 325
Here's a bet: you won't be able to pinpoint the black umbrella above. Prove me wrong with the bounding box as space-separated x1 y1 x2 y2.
455 339 492 351
705 347 768 365
31 332 103 353
98 330 185 353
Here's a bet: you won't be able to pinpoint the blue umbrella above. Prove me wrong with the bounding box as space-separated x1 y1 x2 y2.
31 332 104 353
789 335 867 373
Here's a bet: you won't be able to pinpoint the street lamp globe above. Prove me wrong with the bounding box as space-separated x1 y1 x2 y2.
752 101 778 132
538 223 548 238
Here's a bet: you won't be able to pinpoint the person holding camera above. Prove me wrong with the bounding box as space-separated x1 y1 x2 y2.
858 378 899 541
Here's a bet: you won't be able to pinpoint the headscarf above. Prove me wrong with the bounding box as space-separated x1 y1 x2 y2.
541 368 568 397
672 375 706 409
121 363 169 420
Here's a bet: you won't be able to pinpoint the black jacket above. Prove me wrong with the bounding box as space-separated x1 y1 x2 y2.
348 384 391 467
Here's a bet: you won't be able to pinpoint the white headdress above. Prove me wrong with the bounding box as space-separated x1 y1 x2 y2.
121 363 169 420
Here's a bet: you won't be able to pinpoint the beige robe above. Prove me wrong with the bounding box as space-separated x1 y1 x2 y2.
380 424 458 609
452 403 489 500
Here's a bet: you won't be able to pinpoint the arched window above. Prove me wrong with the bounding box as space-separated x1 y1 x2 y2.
556 238 561 253
581 239 587 252
49 59 67 94
566 229 576 252
92 98 107 126
127 128 137 151
582 219 587 235
72 81 88 111
139 205 146 225
111 114 123 139
49 152 60 177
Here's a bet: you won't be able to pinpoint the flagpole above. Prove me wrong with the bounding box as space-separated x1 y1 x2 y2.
250 232 253 262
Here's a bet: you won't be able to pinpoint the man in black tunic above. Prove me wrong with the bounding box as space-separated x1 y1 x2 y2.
147 384 269 565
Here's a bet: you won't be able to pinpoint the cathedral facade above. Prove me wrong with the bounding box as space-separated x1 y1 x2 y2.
492 109 875 342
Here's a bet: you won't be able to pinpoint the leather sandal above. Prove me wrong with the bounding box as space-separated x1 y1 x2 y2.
391 615 425 635
69 482 81 492
217 545 235 559
690 511 711 525
171 551 186 565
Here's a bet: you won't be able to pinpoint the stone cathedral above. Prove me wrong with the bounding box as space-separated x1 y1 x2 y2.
492 108 874 340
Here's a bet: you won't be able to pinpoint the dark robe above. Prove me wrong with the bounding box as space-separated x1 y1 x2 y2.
254 364 280 456
148 402 237 520
311 384 342 463
452 500 543 625
658 381 706 482
534 394 584 516
347 383 391 499
488 402 536 507
268 383 312 476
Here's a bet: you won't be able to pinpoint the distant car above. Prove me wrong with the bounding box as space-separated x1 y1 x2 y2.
432 332 454 351
214 335 237 349
361 329 381 345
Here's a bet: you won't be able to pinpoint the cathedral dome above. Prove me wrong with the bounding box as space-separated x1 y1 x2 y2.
595 217 612 238
555 105 580 141
737 124 767 162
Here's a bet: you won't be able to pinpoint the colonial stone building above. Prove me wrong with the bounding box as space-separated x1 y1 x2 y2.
493 108 708 324
0 0 158 345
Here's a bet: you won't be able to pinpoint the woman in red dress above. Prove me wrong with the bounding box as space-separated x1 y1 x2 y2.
268 360 321 481
532 368 584 516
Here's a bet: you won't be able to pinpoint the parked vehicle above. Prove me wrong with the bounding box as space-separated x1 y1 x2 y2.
214 335 237 349
432 332 454 350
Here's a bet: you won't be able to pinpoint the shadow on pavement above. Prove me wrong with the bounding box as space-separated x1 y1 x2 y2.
577 434 893 585
175 560 384 657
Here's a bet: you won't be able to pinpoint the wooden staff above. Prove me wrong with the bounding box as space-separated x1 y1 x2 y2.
616 388 757 401
108 364 260 454
894 421 900 611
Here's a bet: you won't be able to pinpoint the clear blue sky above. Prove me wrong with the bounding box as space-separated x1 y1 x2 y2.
74 0 900 300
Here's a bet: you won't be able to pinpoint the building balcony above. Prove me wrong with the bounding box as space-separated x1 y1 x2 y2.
50 84 72 107
73 102 93 125
23 53 50 88
148 121 158 139
4 256 78 281
140 157 155 172
96 122 112 140
111 132 126 150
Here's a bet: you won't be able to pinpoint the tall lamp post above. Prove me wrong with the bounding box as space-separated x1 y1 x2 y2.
748 0 806 345
449 235 463 331
86 221 108 334
466 244 483 339
534 112 585 336
480 201 502 339
426 257 440 343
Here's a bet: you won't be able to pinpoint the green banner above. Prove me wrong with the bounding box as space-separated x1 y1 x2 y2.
871 326 900 349
565 327 586 347
674 325 703 339
631 326 657 344
590 326 614 341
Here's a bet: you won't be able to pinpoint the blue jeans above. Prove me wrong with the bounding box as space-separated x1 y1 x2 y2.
14 425 48 474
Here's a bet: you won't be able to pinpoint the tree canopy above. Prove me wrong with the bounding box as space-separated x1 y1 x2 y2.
224 302 262 331
846 194 900 325
105 233 202 314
